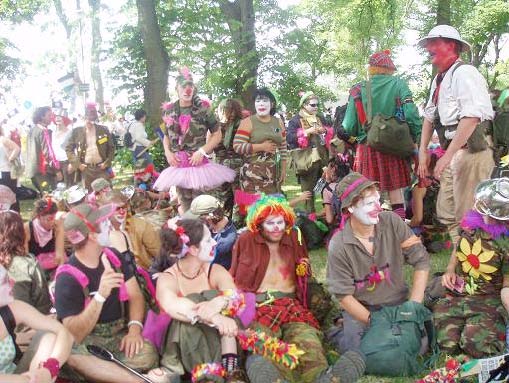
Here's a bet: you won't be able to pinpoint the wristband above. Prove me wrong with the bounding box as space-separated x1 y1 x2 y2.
128 320 144 330
93 292 106 303
40 358 60 379
198 147 209 157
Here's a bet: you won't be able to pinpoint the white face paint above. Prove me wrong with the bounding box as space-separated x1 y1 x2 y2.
351 191 382 226
261 214 286 243
177 83 194 105
255 96 271 117
197 225 217 263
0 267 14 307
97 220 111 247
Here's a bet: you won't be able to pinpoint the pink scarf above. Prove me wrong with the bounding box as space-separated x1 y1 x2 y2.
42 128 60 170
32 217 53 248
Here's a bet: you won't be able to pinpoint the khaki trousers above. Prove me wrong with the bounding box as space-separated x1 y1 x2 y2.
436 148 494 244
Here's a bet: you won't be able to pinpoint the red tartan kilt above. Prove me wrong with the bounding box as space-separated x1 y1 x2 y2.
353 143 411 191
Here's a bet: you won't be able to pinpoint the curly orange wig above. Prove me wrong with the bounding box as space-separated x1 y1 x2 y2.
246 194 296 233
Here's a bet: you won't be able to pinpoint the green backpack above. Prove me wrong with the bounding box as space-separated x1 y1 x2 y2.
360 301 437 377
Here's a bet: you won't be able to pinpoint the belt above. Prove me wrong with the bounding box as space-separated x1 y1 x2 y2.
85 162 103 168
255 290 295 306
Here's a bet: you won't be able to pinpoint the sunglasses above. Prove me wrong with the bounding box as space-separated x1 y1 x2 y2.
308 103 318 107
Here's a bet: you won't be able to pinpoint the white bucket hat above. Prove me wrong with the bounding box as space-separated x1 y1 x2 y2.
418 25 471 52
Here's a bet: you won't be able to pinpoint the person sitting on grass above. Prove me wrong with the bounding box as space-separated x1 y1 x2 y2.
55 203 158 382
23 198 66 279
434 177 509 358
231 194 365 383
326 172 430 354
0 263 73 383
147 218 248 383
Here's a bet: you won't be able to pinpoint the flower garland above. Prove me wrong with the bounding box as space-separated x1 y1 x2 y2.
238 329 304 370
191 362 225 383
416 358 460 383
219 289 246 317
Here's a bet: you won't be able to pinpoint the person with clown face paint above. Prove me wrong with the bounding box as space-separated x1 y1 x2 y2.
326 172 430 355
150 218 250 383
231 195 365 383
233 88 288 199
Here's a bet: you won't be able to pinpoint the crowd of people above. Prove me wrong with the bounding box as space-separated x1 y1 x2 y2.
0 24 508 383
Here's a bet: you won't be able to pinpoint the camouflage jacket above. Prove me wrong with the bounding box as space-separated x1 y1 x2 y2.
162 97 217 153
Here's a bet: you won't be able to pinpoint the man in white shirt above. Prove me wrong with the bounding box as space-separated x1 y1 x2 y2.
128 109 154 164
417 25 494 247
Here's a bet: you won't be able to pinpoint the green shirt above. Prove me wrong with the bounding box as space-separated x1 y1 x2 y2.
342 75 422 143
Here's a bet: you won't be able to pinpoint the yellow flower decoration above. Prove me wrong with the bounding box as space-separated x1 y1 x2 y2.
500 154 509 168
456 238 497 281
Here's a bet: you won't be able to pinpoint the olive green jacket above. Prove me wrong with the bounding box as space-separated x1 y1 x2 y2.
65 124 115 168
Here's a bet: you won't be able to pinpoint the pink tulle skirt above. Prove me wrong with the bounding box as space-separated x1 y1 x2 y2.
154 151 236 191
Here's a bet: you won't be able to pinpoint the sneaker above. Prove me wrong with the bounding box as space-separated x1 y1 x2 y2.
144 367 180 383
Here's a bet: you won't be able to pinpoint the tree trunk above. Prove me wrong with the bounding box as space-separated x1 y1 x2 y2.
89 0 104 112
219 0 258 110
136 0 170 132
436 0 451 25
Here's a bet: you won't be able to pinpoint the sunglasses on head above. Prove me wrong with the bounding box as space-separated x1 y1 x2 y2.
308 103 318 107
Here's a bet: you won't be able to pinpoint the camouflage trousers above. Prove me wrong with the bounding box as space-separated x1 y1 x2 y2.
248 321 328 383
433 295 507 358
240 161 279 195
63 318 158 381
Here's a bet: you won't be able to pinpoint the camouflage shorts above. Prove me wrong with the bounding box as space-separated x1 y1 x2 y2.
433 295 507 358
63 318 158 381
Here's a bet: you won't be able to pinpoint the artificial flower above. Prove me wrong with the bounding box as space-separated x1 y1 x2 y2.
456 238 497 281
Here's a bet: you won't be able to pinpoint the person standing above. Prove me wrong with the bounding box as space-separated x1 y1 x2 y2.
342 50 422 219
417 25 494 248
0 123 20 211
127 109 154 164
27 106 61 194
155 68 233 212
287 92 331 213
52 113 73 187
65 103 115 190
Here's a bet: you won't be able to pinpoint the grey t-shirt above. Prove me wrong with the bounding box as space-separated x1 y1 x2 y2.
327 212 429 307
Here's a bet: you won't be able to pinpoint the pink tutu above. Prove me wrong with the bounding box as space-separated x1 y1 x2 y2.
154 151 236 191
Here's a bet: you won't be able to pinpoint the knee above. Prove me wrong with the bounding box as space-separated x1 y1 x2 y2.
126 341 159 371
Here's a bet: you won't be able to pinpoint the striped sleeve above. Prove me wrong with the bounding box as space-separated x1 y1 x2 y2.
278 132 288 160
233 129 253 155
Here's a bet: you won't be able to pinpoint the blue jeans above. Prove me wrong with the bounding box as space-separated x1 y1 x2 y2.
133 145 153 164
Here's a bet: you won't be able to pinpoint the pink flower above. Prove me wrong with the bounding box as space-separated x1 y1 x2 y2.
179 115 192 134
163 115 175 126
296 128 308 148
201 98 211 108
161 102 173 111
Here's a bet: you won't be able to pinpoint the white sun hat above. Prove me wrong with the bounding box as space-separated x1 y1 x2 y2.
418 25 471 52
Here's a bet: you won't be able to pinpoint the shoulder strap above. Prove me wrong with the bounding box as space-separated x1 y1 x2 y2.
366 79 373 124
450 61 467 79
102 248 129 302
0 306 22 363
55 264 91 306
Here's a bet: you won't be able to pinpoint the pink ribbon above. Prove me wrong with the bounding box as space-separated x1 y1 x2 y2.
42 128 60 170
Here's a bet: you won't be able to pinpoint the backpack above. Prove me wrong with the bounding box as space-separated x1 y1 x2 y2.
55 248 129 312
123 122 134 148
492 109 509 161
360 301 437 377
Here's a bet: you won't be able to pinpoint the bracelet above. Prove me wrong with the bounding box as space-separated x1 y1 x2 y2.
40 358 60 379
93 292 106 303
128 320 144 330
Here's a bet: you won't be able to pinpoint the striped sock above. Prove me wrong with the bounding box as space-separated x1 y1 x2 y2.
392 203 406 219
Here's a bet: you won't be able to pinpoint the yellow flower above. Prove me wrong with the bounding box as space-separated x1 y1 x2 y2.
500 154 509 168
456 238 497 281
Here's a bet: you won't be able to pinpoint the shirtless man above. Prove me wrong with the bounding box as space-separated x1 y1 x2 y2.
231 195 365 383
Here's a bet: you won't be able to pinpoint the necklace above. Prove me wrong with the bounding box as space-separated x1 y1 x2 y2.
176 260 203 280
